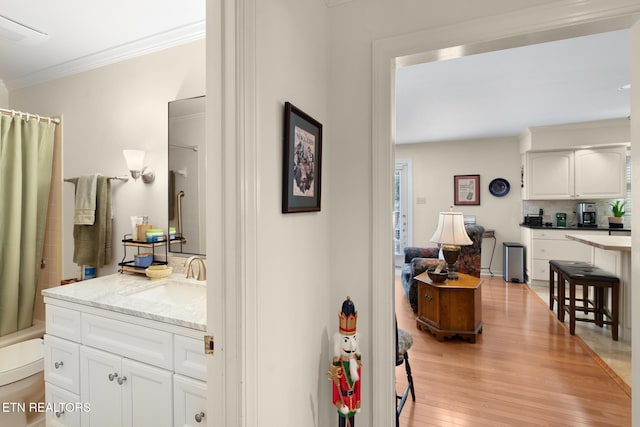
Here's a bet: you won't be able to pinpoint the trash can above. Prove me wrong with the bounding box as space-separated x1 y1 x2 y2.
503 242 525 283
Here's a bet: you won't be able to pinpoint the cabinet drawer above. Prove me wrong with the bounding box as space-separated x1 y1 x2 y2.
174 374 207 427
533 239 593 261
532 260 550 281
46 305 81 343
81 313 173 370
44 334 80 394
45 382 81 427
174 335 207 382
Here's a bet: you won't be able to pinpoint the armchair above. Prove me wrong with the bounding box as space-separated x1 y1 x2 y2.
401 224 485 312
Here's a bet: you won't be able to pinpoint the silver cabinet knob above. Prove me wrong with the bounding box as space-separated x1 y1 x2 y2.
195 411 205 423
108 373 118 381
117 376 128 385
55 409 65 418
54 361 64 369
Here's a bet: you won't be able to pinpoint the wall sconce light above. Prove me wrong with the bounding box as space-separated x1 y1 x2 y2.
123 149 155 184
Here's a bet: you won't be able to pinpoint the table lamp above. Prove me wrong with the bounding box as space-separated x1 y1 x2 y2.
430 211 473 279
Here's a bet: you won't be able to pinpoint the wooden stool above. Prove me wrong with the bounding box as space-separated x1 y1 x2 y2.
548 260 592 320
555 263 620 341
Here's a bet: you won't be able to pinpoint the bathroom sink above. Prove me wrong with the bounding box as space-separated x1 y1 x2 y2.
128 279 205 306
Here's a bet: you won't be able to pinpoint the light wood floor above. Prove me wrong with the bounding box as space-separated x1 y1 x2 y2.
395 275 631 427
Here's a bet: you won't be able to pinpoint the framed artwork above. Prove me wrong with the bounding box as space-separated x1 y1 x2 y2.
282 102 323 213
454 175 480 205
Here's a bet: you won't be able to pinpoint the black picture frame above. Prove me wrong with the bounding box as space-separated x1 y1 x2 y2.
454 174 480 205
282 102 323 213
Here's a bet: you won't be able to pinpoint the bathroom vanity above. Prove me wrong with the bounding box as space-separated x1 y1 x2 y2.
42 274 207 427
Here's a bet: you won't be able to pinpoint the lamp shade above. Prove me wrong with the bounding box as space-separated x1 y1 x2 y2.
123 149 145 171
429 211 473 246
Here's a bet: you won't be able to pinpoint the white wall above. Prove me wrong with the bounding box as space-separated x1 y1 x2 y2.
9 40 205 279
253 0 332 425
395 137 522 276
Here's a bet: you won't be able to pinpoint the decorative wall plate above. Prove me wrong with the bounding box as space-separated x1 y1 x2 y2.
489 178 510 197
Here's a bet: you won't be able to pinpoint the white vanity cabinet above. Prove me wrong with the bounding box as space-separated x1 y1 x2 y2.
523 146 626 200
44 296 207 427
80 346 173 427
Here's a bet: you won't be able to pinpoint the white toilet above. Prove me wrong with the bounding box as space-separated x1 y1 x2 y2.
0 338 45 427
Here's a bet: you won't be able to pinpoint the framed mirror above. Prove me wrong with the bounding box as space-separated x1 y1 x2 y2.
168 95 206 256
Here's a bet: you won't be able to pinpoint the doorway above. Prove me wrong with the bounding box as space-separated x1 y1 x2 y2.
394 159 411 267
371 7 640 426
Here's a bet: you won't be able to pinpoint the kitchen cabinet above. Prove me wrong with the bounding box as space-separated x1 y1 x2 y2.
523 146 626 200
522 228 594 282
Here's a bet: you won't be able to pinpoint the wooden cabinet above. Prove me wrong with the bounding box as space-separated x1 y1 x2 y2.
415 272 483 343
523 146 626 200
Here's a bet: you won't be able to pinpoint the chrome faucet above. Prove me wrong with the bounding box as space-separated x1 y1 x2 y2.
184 256 206 281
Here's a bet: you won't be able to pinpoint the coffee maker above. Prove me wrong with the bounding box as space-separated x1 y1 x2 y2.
577 202 597 227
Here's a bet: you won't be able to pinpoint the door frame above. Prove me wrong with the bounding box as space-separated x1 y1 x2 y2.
371 2 640 425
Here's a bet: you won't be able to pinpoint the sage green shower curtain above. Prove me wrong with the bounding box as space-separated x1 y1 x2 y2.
0 114 55 336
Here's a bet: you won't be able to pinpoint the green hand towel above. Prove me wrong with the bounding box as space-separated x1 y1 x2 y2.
73 176 112 268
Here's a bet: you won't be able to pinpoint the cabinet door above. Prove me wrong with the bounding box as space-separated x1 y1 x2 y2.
174 374 208 427
121 358 173 427
526 151 574 199
46 382 81 427
80 346 122 427
574 147 626 199
418 282 440 328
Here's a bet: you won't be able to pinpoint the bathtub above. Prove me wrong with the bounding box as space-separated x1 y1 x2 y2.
0 320 45 348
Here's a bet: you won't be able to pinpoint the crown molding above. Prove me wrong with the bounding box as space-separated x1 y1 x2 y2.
5 20 205 90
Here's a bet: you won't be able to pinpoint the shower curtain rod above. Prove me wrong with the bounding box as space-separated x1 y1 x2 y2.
0 107 60 124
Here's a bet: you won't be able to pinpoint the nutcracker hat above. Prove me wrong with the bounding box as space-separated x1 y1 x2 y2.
339 296 357 336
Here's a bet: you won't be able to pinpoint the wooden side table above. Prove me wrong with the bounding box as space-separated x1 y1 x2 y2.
414 272 483 343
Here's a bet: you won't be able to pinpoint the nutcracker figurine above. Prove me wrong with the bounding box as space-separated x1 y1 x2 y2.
328 296 361 427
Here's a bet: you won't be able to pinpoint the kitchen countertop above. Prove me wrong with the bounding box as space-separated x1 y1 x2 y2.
520 224 631 232
42 273 206 331
565 234 631 251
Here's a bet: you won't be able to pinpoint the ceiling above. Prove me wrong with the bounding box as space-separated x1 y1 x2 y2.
0 1 205 90
396 29 631 144
0 6 630 143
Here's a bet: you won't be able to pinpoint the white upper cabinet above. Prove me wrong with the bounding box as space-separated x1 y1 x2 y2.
574 147 626 199
523 146 626 200
525 151 574 199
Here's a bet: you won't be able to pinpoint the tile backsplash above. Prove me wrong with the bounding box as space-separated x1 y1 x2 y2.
523 199 630 228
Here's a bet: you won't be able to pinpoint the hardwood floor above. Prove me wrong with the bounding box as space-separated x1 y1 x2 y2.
395 275 631 426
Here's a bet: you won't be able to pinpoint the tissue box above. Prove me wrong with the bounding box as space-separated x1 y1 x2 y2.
134 253 153 268
145 229 165 243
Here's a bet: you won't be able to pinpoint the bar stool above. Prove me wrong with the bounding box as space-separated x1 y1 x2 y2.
556 263 620 341
548 260 592 320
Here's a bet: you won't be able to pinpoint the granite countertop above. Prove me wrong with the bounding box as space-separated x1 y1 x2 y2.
520 224 631 232
565 233 631 251
42 273 206 331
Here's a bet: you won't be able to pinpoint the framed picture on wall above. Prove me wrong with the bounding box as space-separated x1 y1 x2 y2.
454 174 480 205
282 102 323 213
